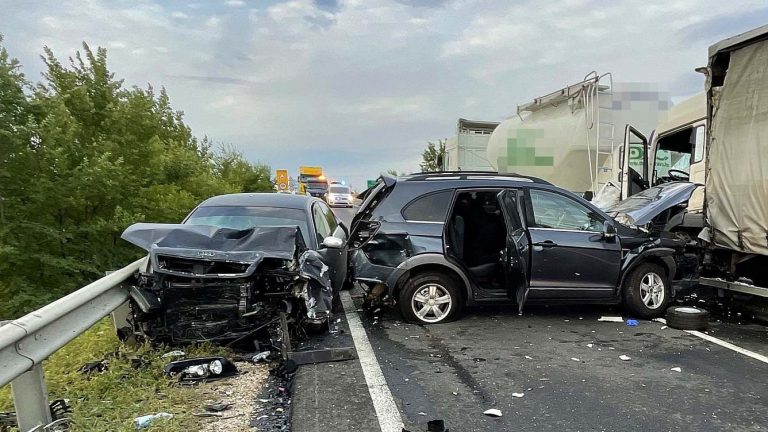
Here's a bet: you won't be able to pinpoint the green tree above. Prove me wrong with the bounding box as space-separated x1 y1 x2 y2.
0 41 272 317
214 144 273 192
420 139 446 172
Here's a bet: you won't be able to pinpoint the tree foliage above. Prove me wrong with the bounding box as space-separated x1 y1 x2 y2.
420 139 446 172
0 41 272 317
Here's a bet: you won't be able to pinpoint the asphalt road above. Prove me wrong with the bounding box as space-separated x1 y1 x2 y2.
289 206 768 431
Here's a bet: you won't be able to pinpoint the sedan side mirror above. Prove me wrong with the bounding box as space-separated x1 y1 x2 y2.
603 222 617 240
322 236 344 249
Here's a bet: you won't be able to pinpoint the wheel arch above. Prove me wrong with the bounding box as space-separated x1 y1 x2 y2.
386 254 471 302
619 249 677 293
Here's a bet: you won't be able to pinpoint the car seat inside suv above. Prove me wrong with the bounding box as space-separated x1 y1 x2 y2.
446 191 506 288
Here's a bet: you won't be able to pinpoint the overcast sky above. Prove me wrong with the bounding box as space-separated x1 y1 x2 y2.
1 0 766 189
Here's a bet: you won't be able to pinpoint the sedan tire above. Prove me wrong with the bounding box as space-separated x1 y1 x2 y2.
399 272 463 324
623 263 670 319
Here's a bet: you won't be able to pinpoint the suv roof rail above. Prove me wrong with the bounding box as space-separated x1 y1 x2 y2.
404 171 551 184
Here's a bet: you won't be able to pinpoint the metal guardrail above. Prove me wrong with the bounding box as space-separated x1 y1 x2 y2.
0 257 145 431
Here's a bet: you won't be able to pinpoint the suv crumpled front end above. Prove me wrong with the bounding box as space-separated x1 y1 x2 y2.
121 223 333 344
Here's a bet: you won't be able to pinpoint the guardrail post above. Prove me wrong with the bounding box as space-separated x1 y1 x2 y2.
12 363 52 430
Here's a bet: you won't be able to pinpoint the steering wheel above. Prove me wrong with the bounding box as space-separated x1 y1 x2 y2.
667 169 690 181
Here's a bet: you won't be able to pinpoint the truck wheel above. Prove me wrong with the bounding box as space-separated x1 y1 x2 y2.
666 306 709 331
623 263 670 319
399 272 463 324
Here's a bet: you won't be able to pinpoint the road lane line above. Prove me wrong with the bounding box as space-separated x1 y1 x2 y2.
655 318 768 364
340 291 404 432
685 330 768 364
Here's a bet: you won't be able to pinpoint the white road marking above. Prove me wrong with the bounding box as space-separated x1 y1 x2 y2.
655 318 768 365
685 330 768 365
340 291 404 432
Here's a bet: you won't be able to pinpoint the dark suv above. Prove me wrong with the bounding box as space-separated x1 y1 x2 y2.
348 172 693 324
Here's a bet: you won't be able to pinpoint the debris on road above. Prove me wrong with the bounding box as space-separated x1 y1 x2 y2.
666 306 710 331
163 357 239 382
162 350 186 359
598 316 624 323
251 351 271 363
619 355 632 361
134 412 172 429
586 343 594 348
79 360 107 375
626 319 639 326
570 357 581 362
512 392 524 398
483 409 503 417
671 367 682 372
204 401 232 412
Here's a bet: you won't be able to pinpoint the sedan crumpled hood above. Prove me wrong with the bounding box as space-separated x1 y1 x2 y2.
605 182 699 227
121 223 306 277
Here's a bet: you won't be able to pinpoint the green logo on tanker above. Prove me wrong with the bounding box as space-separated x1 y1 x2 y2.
497 129 554 169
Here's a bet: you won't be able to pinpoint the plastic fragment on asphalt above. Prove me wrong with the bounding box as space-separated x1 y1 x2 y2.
483 409 502 417
619 355 631 361
626 319 639 326
524 355 533 359
570 357 581 362
512 393 524 398
671 367 682 372
661 326 668 330
598 316 624 323
419 412 427 416
587 343 594 348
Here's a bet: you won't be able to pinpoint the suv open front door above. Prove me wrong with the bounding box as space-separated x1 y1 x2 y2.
497 190 531 313
620 125 649 200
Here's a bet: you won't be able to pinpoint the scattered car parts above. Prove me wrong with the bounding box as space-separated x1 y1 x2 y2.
163 357 239 382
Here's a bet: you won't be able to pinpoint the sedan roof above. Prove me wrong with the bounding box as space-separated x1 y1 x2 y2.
198 193 314 209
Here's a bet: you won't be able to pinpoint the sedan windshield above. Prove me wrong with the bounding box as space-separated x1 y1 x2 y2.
186 206 309 244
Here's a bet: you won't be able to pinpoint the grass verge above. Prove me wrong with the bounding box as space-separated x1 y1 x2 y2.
0 318 234 431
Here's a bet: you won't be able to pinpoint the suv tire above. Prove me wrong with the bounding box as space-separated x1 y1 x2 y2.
623 263 670 319
399 271 463 324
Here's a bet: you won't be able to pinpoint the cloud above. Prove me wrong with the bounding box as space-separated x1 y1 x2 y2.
0 0 765 189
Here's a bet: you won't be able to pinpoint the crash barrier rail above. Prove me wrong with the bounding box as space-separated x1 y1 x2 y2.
0 257 146 431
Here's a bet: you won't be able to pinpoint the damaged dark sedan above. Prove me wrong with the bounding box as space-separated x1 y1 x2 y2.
121 193 349 344
348 173 699 324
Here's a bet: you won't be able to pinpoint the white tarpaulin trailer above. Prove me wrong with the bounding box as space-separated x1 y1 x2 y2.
704 26 768 256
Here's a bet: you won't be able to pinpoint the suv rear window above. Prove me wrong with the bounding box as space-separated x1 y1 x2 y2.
402 190 453 222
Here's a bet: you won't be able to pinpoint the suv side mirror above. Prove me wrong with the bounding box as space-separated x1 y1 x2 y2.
322 236 344 249
602 222 617 240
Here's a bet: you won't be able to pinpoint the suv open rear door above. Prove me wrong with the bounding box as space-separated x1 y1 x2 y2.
620 125 649 200
497 190 530 313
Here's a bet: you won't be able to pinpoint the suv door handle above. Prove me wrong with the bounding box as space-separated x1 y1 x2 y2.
533 240 558 248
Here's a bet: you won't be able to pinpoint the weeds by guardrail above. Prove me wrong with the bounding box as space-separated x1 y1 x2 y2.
0 258 145 431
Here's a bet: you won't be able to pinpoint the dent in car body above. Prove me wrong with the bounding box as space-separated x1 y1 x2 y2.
121 223 333 344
